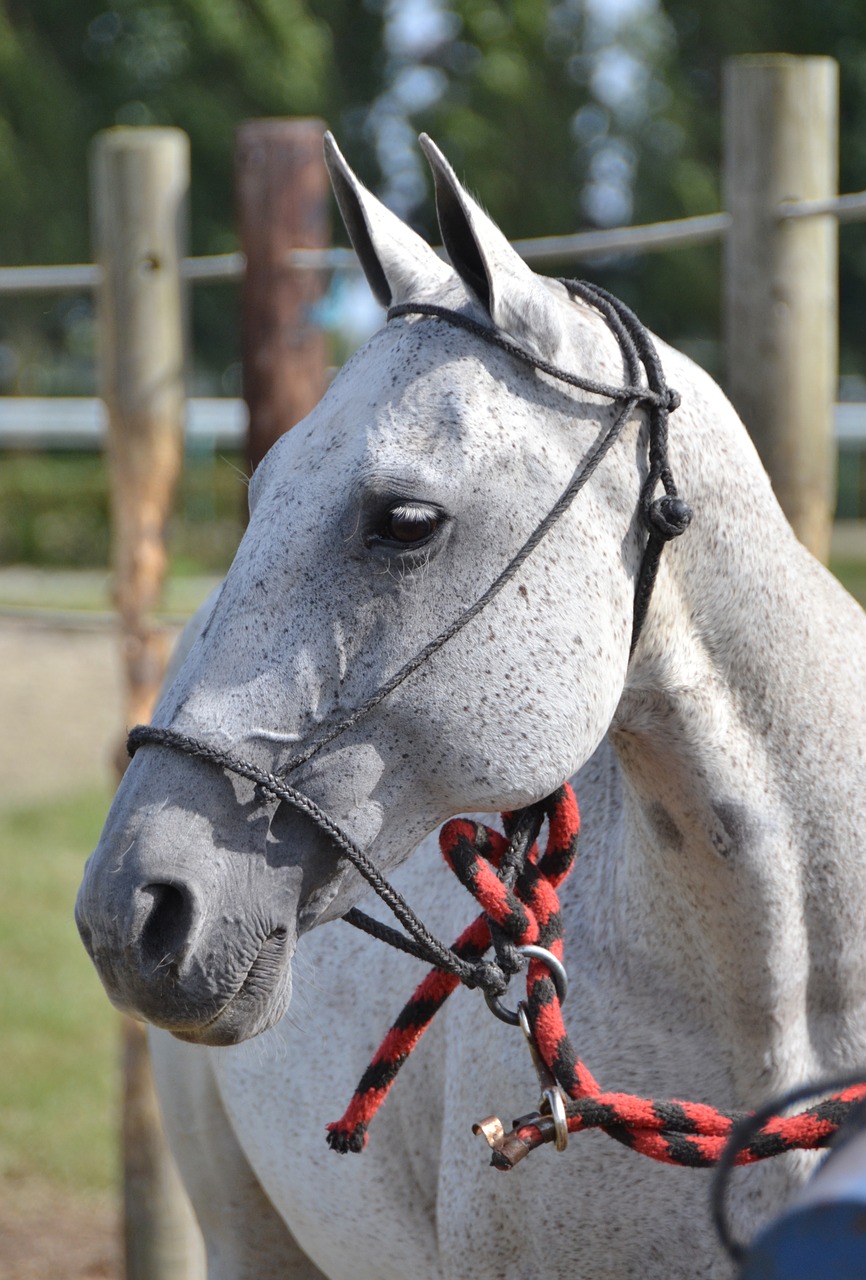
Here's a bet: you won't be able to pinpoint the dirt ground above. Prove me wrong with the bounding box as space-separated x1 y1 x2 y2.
0 1179 119 1280
0 614 125 807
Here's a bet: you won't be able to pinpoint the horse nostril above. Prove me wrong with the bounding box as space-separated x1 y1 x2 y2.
138 882 195 971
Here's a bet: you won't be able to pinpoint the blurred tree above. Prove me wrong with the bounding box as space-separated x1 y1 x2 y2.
0 0 387 389
378 0 866 377
2 0 866 388
661 0 866 380
367 0 724 370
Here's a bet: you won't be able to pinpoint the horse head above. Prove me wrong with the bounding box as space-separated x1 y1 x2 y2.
76 136 653 1046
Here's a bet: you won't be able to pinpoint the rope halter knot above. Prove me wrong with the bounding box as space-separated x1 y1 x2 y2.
647 494 693 540
325 785 580 1155
327 783 866 1177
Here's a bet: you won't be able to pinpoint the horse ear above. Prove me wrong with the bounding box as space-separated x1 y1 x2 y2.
324 132 453 309
419 134 564 361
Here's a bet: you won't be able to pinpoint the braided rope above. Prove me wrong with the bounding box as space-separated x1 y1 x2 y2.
127 725 505 995
328 786 866 1170
326 797 568 1153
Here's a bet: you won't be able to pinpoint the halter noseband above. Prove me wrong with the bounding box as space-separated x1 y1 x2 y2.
127 279 692 1001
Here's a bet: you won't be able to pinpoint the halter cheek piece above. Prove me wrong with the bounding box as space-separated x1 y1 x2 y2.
127 279 692 1003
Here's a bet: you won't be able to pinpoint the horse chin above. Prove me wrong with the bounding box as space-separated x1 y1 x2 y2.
170 994 289 1047
96 928 295 1048
172 931 294 1047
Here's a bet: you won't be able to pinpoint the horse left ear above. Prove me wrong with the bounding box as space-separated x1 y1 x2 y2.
419 134 564 362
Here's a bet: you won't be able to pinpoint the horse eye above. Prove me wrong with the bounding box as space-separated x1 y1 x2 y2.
382 504 441 544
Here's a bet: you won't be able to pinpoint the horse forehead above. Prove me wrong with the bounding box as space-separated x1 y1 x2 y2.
264 321 548 496
342 319 526 429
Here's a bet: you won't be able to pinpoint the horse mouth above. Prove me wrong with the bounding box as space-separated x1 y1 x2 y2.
173 926 292 1047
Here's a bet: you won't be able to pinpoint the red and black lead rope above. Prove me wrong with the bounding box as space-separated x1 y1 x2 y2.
327 783 866 1171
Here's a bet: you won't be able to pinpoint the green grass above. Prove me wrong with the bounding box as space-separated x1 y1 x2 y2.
0 786 120 1193
0 449 246 573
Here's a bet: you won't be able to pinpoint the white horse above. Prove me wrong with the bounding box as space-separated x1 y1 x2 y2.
76 135 866 1279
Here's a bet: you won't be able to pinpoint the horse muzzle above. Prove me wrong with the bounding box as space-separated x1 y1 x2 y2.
75 858 296 1044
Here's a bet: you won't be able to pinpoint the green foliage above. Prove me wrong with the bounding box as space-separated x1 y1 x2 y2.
0 786 118 1191
0 0 379 263
379 0 866 369
0 452 109 565
0 0 388 384
3 0 866 386
410 1 675 233
832 555 866 608
0 449 246 570
376 0 726 355
660 0 866 372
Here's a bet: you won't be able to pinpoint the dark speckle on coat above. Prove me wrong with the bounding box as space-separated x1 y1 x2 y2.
647 801 683 851
711 800 757 860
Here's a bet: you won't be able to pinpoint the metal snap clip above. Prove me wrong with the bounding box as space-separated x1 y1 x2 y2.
517 1003 569 1152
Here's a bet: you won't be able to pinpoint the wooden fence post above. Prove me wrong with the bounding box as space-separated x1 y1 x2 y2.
235 118 330 472
723 55 839 562
90 125 205 1280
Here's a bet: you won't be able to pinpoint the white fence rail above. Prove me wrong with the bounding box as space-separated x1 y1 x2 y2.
0 397 246 449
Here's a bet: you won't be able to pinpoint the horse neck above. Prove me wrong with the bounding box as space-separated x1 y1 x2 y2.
606 375 866 1095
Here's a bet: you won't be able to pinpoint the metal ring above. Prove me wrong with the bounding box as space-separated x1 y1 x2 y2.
518 945 569 1004
484 945 569 1025
484 990 522 1025
543 1086 570 1152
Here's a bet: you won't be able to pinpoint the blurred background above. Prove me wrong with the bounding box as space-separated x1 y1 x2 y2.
3 0 866 578
2 2 866 1277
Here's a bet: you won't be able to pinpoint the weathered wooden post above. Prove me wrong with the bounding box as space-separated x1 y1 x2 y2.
235 118 330 472
90 125 205 1280
723 55 839 562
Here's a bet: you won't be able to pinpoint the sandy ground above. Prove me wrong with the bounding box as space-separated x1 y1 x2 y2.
0 615 125 806
0 1179 119 1280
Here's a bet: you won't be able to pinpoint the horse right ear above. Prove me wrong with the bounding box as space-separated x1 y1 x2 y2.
324 133 453 309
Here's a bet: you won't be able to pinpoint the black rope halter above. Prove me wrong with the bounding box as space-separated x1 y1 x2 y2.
127 279 692 999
